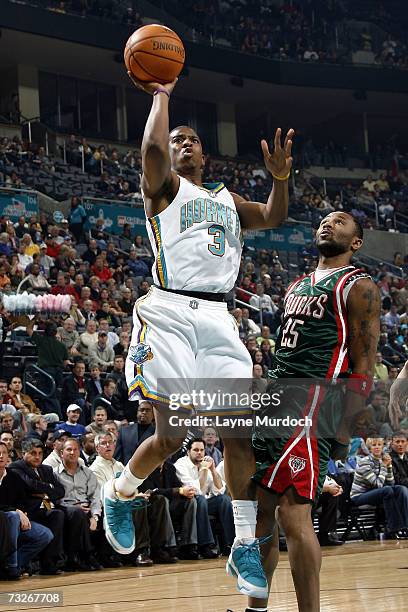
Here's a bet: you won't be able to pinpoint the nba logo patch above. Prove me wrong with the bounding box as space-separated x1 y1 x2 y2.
288 454 307 478
189 300 199 310
129 342 154 365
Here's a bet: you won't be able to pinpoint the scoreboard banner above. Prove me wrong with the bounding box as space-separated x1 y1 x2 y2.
81 196 311 251
0 188 39 221
81 196 147 236
244 224 313 251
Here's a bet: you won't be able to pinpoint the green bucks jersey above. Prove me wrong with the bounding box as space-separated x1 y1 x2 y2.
273 265 371 380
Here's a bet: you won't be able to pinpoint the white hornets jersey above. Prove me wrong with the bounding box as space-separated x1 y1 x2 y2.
145 175 243 292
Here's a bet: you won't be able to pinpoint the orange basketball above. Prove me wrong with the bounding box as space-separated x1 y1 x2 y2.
124 24 185 84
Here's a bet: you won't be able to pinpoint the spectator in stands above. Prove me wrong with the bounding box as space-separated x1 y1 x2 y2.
85 364 103 405
61 357 87 414
98 318 119 347
390 431 408 487
5 376 39 415
88 330 115 371
91 256 112 283
39 243 53 277
91 377 121 420
351 437 408 537
175 438 234 557
50 272 70 296
236 274 257 303
26 319 70 400
113 330 130 356
14 216 28 239
7 438 65 574
57 318 81 357
68 196 87 243
60 404 87 438
383 305 400 329
86 406 108 436
43 430 76 469
203 427 223 467
252 364 267 393
80 432 96 466
114 401 155 465
315 476 344 546
27 414 48 441
125 247 149 277
17 243 33 271
78 319 98 363
0 412 15 433
81 298 97 322
0 431 18 462
232 307 259 339
55 438 102 571
0 442 54 579
109 355 125 383
104 420 119 439
82 239 100 266
117 288 133 317
26 263 51 292
374 352 389 381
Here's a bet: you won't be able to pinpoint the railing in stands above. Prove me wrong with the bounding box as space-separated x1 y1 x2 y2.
232 287 263 326
24 364 56 399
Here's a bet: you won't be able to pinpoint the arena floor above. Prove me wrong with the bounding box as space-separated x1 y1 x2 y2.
0 541 407 612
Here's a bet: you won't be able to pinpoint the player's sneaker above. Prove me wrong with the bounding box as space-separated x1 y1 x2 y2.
226 538 268 599
102 478 146 555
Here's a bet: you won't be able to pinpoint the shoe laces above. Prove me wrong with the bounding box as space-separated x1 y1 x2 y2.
237 535 272 575
110 497 147 534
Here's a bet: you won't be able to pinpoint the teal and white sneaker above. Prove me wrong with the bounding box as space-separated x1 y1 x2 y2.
226 538 268 599
102 478 146 555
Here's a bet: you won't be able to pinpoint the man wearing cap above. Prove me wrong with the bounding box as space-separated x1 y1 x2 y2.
60 405 87 438
39 242 54 276
88 330 115 372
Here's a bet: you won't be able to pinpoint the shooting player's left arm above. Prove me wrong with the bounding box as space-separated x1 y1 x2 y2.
347 278 381 377
231 128 293 230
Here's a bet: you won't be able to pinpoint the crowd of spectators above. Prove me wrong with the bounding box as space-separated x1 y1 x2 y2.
5 0 408 70
1 133 408 234
0 200 406 577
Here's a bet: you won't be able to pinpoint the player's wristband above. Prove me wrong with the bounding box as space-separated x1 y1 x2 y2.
347 373 373 398
153 87 170 98
272 171 290 181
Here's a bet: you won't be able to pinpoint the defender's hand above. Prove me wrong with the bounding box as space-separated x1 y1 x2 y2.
261 128 294 180
127 73 178 96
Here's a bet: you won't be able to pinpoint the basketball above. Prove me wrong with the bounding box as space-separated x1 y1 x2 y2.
124 24 185 84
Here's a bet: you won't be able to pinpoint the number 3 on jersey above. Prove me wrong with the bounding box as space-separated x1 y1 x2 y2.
208 224 225 257
281 317 304 348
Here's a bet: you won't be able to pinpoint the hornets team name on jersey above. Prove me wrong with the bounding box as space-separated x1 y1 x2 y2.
145 176 243 292
179 198 241 239
273 266 371 380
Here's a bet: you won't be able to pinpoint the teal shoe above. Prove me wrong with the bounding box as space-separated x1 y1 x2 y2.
226 538 269 599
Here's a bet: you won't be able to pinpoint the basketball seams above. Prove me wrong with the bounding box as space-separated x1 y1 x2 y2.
134 49 184 66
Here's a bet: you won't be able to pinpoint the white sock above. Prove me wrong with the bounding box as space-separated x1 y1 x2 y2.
115 465 145 497
246 608 267 612
232 500 257 541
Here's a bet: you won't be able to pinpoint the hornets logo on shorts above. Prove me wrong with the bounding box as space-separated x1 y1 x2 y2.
129 342 154 365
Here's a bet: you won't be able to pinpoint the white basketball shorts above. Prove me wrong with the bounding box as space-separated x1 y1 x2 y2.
125 286 253 415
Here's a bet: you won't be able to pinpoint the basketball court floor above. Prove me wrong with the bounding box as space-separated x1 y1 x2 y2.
0 541 407 611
